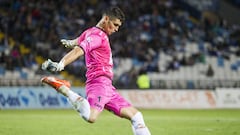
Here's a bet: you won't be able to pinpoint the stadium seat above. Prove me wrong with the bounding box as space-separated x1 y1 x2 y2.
217 56 224 67
0 66 5 76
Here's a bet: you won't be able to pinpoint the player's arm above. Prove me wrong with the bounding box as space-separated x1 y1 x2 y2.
59 46 84 67
42 46 84 72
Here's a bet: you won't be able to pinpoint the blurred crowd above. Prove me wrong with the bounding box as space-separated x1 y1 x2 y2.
0 0 239 88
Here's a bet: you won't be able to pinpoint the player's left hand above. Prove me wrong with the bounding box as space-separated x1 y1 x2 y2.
41 59 64 73
60 39 76 48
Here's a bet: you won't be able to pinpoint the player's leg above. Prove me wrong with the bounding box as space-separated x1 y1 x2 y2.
41 76 93 122
66 89 102 123
68 95 101 123
61 85 102 123
105 89 151 135
120 107 151 135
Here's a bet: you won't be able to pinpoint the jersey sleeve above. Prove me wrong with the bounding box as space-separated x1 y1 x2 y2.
78 34 102 52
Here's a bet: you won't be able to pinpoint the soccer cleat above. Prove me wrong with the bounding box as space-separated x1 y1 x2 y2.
41 76 71 91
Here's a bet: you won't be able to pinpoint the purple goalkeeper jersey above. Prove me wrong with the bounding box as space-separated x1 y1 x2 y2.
77 27 113 82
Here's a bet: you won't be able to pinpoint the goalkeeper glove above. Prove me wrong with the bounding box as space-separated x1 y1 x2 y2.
41 59 64 73
60 39 76 48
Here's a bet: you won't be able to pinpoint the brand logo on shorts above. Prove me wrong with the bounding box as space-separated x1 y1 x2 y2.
94 103 103 110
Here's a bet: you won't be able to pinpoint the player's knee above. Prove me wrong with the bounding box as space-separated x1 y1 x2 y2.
87 116 98 123
86 108 101 123
79 114 96 123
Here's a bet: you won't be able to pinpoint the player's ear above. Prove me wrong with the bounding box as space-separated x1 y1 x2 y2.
104 15 110 22
102 16 110 26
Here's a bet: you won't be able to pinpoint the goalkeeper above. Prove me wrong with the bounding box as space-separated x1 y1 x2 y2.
41 7 151 135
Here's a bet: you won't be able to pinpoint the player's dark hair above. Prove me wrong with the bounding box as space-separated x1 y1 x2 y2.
103 7 125 22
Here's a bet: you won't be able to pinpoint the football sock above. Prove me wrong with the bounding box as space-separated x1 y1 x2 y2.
68 97 90 121
66 89 81 103
131 125 136 134
131 112 151 135
133 127 151 135
59 86 90 121
58 85 70 97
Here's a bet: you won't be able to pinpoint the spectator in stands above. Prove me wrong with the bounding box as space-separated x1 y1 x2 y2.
137 68 150 89
167 55 180 71
206 64 214 77
0 0 240 88
116 67 138 89
10 45 22 68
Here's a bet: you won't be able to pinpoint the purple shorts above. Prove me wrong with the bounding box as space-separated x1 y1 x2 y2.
85 76 131 116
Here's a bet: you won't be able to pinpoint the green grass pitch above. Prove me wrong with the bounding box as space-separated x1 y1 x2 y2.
0 109 239 135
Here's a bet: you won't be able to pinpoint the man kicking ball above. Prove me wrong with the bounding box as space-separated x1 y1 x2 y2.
41 6 151 135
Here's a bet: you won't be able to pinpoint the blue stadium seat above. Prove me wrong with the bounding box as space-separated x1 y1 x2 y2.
231 63 238 71
0 66 5 75
217 56 224 67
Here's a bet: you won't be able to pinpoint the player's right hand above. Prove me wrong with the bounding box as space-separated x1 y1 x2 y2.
41 59 64 73
60 39 75 48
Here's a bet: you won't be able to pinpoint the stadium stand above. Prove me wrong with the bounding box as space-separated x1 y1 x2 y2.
0 0 239 89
